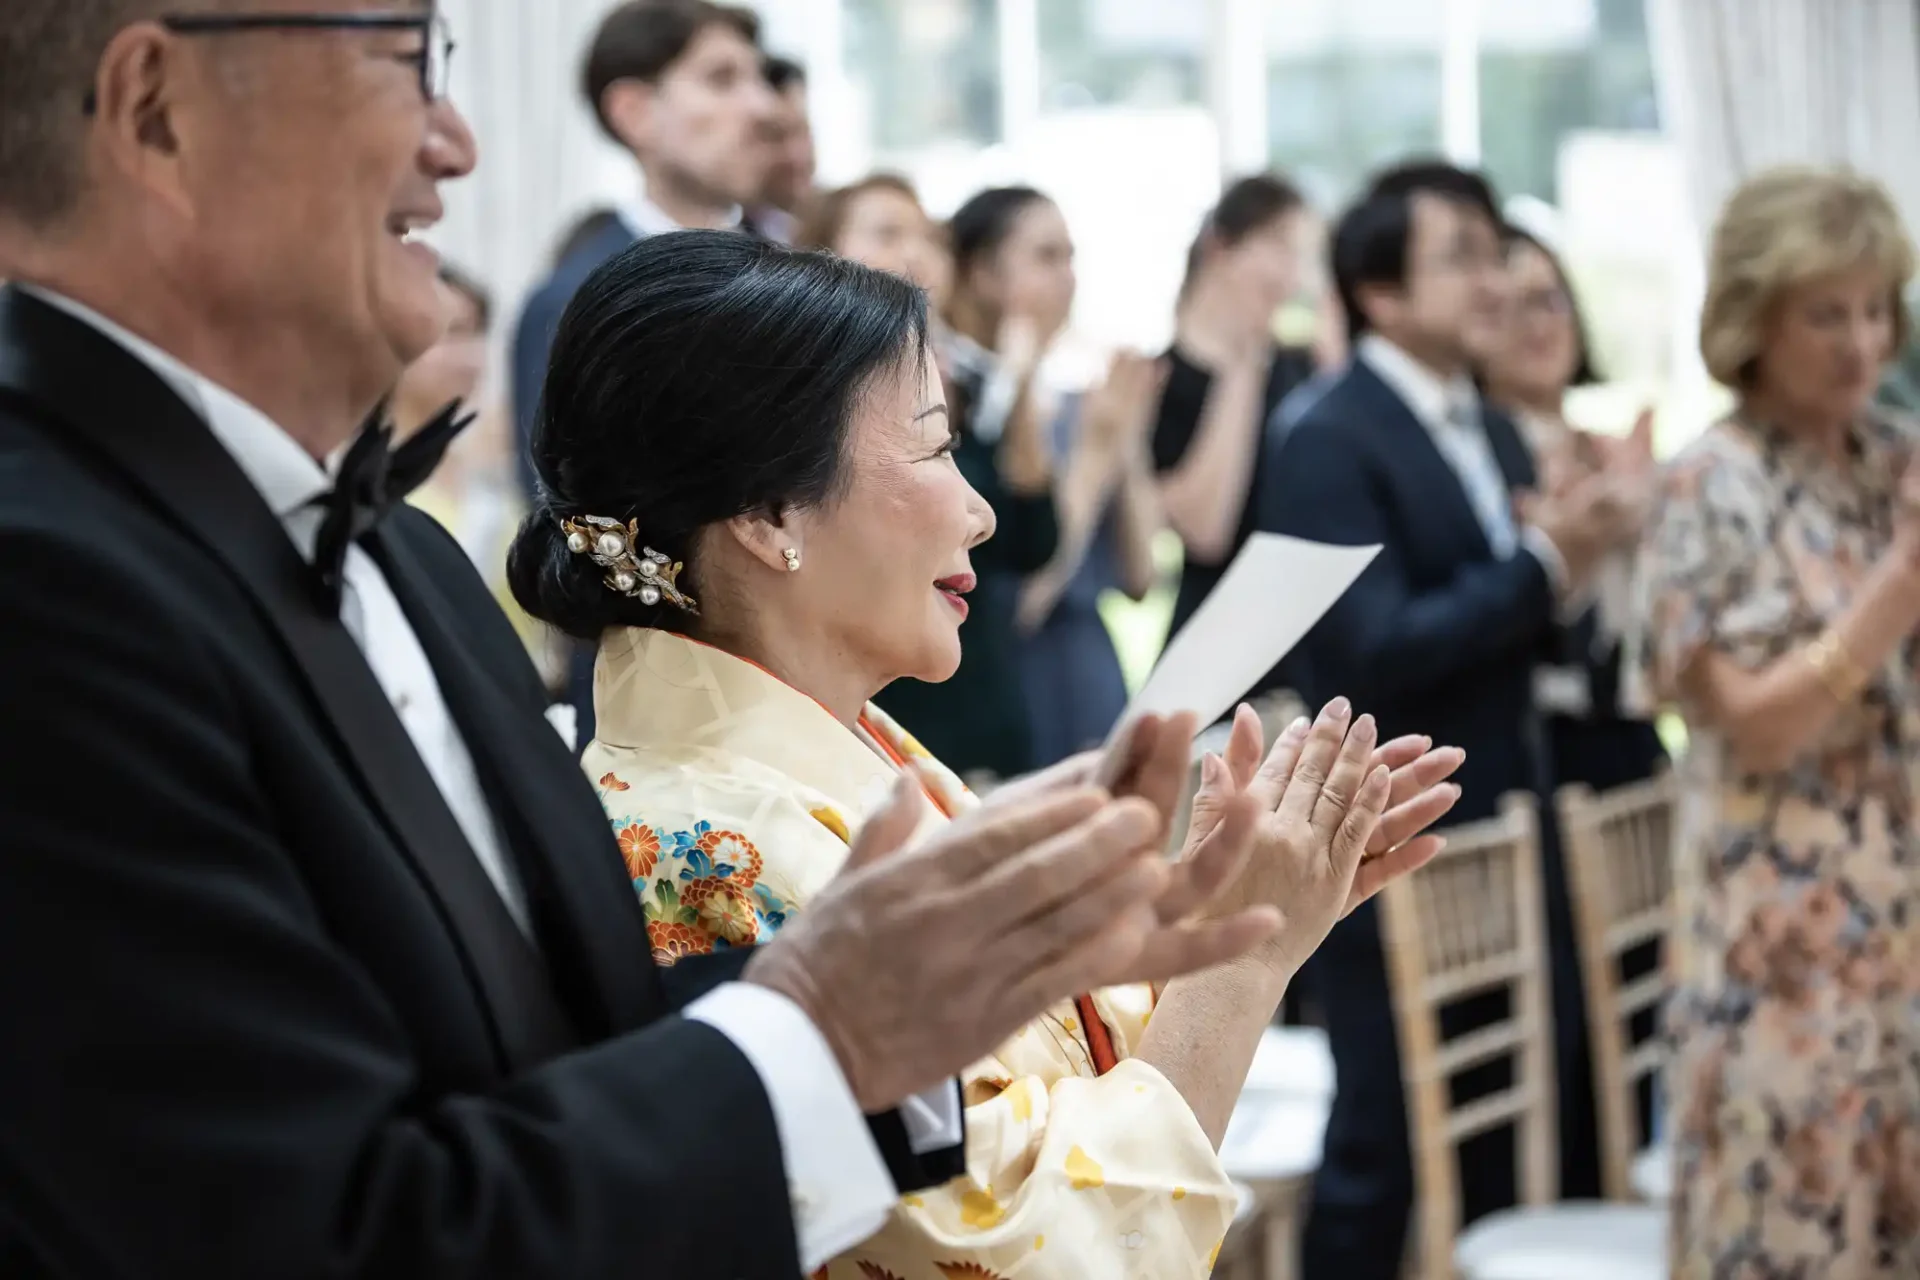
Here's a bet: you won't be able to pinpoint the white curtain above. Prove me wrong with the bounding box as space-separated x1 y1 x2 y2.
432 0 627 361
1646 0 1920 237
427 1 829 391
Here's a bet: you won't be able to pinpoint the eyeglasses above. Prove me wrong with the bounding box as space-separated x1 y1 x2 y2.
83 9 454 114
1416 246 1505 276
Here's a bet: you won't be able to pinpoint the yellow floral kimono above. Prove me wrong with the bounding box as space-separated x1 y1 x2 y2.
584 627 1238 1279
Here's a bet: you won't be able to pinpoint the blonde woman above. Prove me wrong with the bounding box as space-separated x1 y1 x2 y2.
1634 167 1920 1277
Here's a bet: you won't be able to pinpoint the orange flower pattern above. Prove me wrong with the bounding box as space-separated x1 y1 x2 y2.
584 631 1236 1279
644 919 711 964
599 771 631 792
599 804 793 965
615 823 658 881
1637 415 1920 1277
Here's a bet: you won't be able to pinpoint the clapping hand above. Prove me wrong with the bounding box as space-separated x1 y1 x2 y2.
1607 406 1656 475
745 717 1282 1110
988 712 1273 973
996 280 1067 378
1517 464 1633 582
991 703 1461 980
754 702 1461 1110
1181 699 1464 980
1080 351 1167 460
1554 407 1656 547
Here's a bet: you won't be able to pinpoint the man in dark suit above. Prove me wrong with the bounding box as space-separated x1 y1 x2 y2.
0 4 1272 1275
748 55 816 245
1264 164 1624 1280
512 0 778 742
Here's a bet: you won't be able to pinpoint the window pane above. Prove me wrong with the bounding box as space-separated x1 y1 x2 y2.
844 0 1000 152
1478 0 1660 202
1038 0 1206 111
1265 0 1445 208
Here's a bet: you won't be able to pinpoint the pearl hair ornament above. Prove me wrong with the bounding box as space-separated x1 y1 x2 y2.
560 515 699 615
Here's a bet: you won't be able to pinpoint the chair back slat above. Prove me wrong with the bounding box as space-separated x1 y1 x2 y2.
1378 792 1553 1278
1557 773 1680 1202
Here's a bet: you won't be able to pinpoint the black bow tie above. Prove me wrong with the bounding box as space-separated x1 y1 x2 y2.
311 399 474 610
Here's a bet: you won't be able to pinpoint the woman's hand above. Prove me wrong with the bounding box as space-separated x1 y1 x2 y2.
983 711 1190 815
1589 407 1659 548
1180 700 1464 980
997 311 1046 379
982 713 1267 965
1081 351 1167 463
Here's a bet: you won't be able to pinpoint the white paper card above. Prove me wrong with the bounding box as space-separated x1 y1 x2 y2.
1113 534 1380 739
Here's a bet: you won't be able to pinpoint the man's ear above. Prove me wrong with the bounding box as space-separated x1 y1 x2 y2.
93 22 197 219
1353 281 1404 332
725 508 802 576
600 79 657 156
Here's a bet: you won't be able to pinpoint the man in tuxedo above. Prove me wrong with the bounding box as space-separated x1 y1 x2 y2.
1265 163 1622 1280
511 0 777 742
0 4 1270 1275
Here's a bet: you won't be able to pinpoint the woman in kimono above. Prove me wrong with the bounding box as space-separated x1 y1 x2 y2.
508 231 1464 1278
802 178 1163 767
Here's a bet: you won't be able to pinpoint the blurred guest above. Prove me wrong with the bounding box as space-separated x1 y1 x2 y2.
1271 162 1627 1280
395 263 489 438
1153 176 1317 656
1481 228 1667 793
751 56 814 244
874 187 1063 782
512 0 775 745
795 172 946 298
549 207 628 270
1273 285 1350 445
1635 167 1920 1280
1011 351 1163 766
397 266 553 679
513 0 773 496
1011 352 1164 763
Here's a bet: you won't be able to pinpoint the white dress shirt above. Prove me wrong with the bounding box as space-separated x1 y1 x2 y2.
618 191 744 241
1358 334 1570 590
26 286 941 1272
940 329 1020 445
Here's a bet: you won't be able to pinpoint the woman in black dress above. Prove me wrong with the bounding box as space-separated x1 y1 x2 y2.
1152 175 1319 646
872 186 1066 781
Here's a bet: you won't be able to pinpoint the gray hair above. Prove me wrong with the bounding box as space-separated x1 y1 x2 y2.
0 1 221 226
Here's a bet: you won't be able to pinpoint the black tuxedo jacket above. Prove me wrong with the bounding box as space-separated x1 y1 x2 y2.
0 287 947 1278
1261 358 1559 821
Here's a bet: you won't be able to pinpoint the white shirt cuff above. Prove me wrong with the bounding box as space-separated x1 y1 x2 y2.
900 1079 964 1154
686 983 897 1271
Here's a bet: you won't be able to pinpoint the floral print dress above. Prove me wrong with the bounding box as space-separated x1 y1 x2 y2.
582 627 1239 1279
1633 414 1920 1278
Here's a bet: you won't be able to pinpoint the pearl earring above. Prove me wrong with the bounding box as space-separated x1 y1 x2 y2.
782 547 801 572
